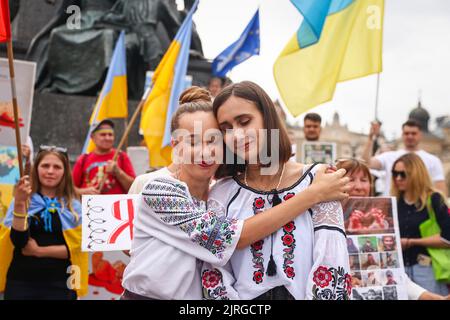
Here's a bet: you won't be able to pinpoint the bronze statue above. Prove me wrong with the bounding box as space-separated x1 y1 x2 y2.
26 0 204 99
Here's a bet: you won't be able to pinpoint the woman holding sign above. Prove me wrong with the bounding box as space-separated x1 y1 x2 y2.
0 146 88 300
121 86 350 300
336 158 449 300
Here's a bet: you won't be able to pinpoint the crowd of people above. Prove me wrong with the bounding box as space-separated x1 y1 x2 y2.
0 78 449 301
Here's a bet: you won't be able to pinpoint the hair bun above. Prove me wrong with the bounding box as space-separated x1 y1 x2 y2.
179 86 212 104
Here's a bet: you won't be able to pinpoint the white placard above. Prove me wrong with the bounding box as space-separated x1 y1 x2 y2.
0 59 36 146
343 197 408 300
82 194 140 252
301 141 336 164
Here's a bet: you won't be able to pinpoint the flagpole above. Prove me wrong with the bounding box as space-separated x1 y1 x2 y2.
374 72 380 121
6 39 24 177
98 85 153 192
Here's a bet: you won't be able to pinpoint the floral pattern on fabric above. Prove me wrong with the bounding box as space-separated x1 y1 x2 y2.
250 197 267 284
202 269 229 300
143 179 240 260
281 193 296 279
311 265 352 300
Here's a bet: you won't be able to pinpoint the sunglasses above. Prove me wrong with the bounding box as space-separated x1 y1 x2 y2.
392 170 407 180
38 145 68 157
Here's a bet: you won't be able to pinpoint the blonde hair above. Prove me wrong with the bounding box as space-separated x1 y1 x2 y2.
391 153 445 210
31 150 79 222
170 86 213 133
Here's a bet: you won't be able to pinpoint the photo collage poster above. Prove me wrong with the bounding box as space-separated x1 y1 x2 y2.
301 142 336 165
343 197 408 300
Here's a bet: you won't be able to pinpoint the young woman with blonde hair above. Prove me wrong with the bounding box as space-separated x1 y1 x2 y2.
391 153 450 296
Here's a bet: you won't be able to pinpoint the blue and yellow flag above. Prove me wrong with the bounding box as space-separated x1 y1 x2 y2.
0 194 89 297
274 0 384 117
82 31 128 154
140 0 199 167
212 9 260 77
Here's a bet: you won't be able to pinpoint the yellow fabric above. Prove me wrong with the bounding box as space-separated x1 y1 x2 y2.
273 0 384 117
63 225 89 297
0 225 88 297
86 75 128 153
0 226 13 293
140 41 182 167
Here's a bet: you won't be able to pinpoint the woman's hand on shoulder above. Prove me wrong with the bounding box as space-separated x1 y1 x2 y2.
310 164 350 202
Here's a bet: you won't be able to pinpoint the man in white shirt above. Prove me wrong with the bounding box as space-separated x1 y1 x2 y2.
362 119 446 196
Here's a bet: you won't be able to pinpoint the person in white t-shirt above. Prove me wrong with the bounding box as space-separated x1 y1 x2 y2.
362 119 446 197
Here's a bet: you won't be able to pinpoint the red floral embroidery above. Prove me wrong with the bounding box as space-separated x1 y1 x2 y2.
283 222 296 233
282 234 295 247
202 234 209 241
253 197 265 210
313 266 333 288
202 270 221 288
284 266 295 279
214 240 222 247
283 193 295 201
253 271 263 284
251 240 263 251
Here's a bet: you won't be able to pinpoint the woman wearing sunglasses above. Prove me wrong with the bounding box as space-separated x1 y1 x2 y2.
0 146 88 300
391 153 450 296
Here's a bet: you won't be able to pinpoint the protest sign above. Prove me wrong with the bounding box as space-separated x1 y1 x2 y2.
301 142 336 164
82 194 139 252
343 197 408 300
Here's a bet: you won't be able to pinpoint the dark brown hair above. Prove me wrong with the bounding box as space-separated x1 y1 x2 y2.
304 113 322 124
402 119 422 131
31 150 79 221
212 81 292 178
170 86 213 133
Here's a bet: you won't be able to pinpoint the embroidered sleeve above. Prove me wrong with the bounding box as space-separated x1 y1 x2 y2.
311 201 346 236
201 262 240 300
142 177 243 264
306 201 352 300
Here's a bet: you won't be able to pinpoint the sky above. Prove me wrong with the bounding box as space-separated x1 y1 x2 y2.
188 0 450 140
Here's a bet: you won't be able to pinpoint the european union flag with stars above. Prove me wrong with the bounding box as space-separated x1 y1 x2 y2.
212 9 260 77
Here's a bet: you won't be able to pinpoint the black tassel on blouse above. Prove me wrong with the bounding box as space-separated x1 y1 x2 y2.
267 192 282 276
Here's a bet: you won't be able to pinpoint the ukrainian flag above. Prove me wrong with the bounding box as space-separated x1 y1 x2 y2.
82 31 128 154
274 0 384 117
140 0 199 167
0 195 89 297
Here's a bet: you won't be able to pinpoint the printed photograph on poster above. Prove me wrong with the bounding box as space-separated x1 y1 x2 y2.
0 146 20 185
0 59 36 147
301 142 336 164
352 287 383 300
81 194 140 252
378 234 397 251
343 197 395 235
82 251 130 300
351 271 363 288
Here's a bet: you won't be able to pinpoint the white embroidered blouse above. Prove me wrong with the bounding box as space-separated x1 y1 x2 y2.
201 165 352 300
121 175 243 299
